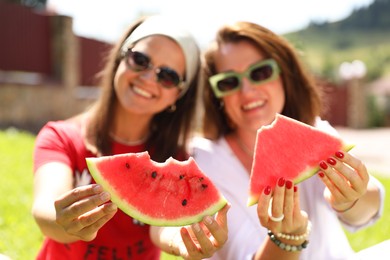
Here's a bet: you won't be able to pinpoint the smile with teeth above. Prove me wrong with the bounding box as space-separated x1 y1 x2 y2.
132 86 153 98
242 100 265 110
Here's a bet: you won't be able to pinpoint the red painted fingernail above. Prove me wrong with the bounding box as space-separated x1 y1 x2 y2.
294 186 298 192
318 171 325 178
278 177 285 187
264 186 271 195
335 151 344 159
319 161 328 170
286 180 293 189
327 158 336 166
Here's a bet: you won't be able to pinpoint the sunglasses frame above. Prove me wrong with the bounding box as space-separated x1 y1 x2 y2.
209 58 281 98
121 48 185 89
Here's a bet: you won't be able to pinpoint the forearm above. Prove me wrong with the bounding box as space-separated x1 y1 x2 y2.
337 179 381 225
32 200 80 243
253 237 302 260
33 163 79 243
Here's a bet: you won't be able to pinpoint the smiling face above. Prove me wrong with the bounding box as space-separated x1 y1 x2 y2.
113 35 185 118
214 40 285 132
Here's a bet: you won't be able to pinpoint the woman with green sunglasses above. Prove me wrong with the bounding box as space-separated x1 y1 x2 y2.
191 21 384 260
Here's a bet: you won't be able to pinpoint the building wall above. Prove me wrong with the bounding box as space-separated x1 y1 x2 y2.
0 2 111 133
0 1 52 74
321 81 349 127
0 83 93 133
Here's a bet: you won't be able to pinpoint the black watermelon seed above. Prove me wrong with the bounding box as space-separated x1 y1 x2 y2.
179 174 185 180
182 199 187 206
199 177 204 181
151 171 157 178
125 163 130 169
201 184 208 189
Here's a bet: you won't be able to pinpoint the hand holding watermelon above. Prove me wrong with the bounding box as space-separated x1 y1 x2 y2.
54 184 118 242
256 178 309 245
151 203 230 259
317 150 377 223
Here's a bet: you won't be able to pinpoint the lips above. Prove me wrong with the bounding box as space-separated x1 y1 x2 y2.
242 100 265 111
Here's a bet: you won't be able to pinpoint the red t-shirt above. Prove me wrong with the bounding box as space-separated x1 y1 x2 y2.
33 120 161 260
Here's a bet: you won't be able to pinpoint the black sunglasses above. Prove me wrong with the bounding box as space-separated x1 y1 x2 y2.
121 49 184 89
209 59 281 98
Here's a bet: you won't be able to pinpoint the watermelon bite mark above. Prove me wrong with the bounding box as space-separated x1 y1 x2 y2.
248 114 354 206
86 152 227 226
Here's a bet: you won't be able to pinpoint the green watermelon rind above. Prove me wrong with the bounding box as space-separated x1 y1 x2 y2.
247 142 355 207
86 157 228 227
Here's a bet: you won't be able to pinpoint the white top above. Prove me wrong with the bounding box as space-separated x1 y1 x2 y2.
190 119 385 260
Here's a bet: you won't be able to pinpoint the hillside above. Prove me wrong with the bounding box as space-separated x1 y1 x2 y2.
284 0 390 81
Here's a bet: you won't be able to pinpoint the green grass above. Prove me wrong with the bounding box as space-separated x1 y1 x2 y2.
0 129 42 259
0 129 388 259
345 175 390 252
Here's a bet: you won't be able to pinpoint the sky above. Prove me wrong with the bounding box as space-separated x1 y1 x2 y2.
47 0 374 47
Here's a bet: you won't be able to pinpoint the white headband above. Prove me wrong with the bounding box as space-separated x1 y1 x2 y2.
122 15 200 95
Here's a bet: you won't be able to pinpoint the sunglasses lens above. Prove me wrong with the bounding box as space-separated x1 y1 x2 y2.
250 64 273 82
217 76 239 92
129 51 150 70
157 67 180 88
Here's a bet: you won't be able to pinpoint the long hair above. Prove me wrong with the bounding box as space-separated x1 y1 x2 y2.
86 16 200 162
201 21 322 140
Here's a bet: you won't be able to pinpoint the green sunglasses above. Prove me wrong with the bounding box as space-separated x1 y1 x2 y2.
209 58 281 98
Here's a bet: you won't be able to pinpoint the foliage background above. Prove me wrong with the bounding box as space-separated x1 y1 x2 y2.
285 0 390 81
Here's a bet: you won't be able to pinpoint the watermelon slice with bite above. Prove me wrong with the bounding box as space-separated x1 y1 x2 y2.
247 114 354 206
86 152 227 226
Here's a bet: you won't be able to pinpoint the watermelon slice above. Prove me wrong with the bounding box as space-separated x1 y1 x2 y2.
86 152 227 226
247 114 354 206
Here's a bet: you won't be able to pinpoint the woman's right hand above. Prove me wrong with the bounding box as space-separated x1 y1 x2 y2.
54 184 118 241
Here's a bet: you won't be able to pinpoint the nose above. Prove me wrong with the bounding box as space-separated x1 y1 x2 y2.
139 69 157 83
241 77 254 94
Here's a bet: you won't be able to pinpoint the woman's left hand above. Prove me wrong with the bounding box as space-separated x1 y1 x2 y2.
318 150 369 212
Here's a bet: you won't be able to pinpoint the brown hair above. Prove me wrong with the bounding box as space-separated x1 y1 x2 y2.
201 21 322 139
86 16 200 162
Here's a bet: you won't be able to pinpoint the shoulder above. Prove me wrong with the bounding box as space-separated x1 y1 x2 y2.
190 136 213 150
38 119 81 140
314 117 340 137
35 114 87 149
190 135 225 154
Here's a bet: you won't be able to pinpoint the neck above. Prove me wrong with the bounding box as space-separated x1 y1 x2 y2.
235 133 254 157
111 106 151 145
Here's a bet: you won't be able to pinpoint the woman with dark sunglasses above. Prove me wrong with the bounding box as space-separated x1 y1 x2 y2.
191 21 384 260
32 15 229 260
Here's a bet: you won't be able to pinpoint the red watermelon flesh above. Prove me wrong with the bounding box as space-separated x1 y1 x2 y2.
248 114 354 206
86 151 227 226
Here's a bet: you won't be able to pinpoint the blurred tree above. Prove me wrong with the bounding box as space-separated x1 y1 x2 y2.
308 0 390 31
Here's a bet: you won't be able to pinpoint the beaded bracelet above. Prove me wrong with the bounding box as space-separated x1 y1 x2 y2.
268 230 309 252
276 221 312 241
